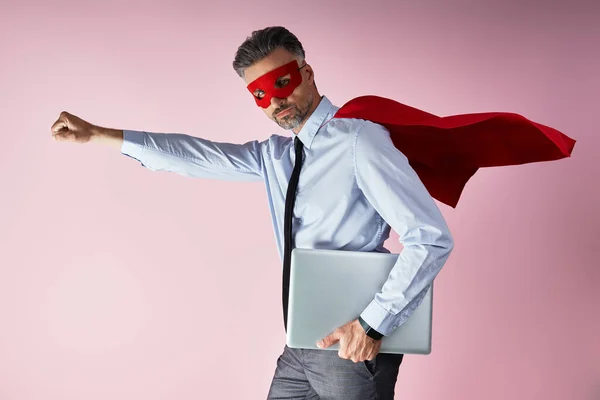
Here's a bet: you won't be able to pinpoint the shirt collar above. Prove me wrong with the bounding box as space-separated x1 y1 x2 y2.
294 95 336 149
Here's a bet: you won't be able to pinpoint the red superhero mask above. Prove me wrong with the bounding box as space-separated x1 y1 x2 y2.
247 60 306 108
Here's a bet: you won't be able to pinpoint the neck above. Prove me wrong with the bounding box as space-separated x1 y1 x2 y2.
292 94 323 135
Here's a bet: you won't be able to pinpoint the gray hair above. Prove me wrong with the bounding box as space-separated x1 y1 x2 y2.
232 26 306 79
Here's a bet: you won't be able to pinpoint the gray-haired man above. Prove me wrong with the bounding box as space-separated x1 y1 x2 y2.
51 26 454 399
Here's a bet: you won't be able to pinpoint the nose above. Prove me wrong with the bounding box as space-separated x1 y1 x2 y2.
270 95 286 110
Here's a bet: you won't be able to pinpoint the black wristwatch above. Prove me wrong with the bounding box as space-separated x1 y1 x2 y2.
358 316 384 340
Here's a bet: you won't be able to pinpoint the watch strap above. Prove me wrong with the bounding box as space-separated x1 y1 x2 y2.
358 316 384 340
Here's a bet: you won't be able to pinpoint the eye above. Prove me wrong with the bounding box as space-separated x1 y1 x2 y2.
254 90 265 99
276 78 290 88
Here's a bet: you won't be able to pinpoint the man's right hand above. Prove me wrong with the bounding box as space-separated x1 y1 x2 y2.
51 111 123 149
51 111 97 143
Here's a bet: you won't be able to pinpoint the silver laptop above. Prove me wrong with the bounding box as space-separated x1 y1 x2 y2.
286 248 434 355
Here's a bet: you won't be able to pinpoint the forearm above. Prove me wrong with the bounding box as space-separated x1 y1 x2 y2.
90 125 124 150
360 240 452 336
119 129 266 181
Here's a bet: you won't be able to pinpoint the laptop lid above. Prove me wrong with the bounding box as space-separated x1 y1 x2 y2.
286 248 433 355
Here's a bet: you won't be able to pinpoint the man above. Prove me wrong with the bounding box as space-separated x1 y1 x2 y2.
51 26 454 399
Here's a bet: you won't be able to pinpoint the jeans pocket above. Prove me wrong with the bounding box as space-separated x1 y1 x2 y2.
361 358 377 378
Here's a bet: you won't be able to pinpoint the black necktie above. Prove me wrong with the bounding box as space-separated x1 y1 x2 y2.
282 136 304 332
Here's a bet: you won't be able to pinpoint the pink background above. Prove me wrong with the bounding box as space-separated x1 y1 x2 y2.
1 0 598 399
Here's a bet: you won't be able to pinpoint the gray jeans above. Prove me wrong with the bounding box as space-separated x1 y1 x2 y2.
266 345 404 399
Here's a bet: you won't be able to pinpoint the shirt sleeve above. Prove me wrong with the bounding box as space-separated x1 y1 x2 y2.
120 130 265 182
353 120 454 336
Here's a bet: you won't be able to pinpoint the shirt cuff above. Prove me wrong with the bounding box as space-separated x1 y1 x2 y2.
360 299 394 337
120 130 147 160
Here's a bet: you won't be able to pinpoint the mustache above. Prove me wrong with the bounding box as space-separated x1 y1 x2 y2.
274 104 294 116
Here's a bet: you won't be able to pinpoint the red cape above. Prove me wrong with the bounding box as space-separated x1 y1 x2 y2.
333 95 576 208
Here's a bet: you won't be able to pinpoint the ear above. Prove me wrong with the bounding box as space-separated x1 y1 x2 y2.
303 63 314 84
308 67 314 84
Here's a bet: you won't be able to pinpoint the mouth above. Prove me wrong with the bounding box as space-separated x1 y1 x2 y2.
276 107 294 118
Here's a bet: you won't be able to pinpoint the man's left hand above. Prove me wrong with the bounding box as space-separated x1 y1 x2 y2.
316 319 382 362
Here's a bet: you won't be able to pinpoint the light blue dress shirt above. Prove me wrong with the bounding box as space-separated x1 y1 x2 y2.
120 95 454 336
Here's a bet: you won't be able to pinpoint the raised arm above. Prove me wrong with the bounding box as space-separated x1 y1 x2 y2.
51 111 265 182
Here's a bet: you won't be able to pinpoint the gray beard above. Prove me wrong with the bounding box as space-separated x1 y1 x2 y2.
276 94 314 131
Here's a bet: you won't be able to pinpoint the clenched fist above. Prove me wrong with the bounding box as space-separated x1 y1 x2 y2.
51 111 97 143
50 112 123 149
